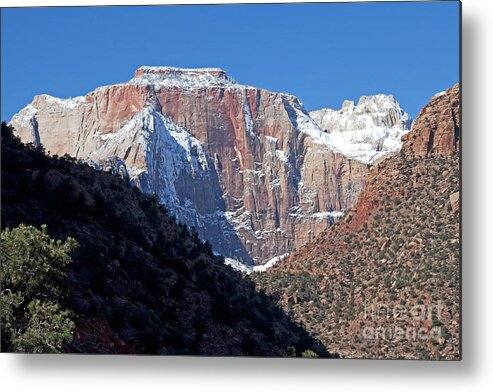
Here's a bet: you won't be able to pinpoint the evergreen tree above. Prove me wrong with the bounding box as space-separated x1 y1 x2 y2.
1 225 77 352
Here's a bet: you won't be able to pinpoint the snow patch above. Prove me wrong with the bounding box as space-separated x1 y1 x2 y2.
224 253 289 274
130 66 238 90
265 136 278 143
99 133 116 141
311 210 345 221
243 98 256 139
252 253 289 273
275 150 289 163
38 94 86 109
10 104 38 127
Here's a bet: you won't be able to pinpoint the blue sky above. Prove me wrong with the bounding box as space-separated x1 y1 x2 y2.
1 2 459 121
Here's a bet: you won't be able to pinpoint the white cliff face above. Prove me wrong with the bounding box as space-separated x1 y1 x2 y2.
88 107 209 211
310 95 413 164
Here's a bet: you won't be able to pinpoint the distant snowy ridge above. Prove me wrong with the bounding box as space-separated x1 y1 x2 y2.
128 66 309 105
310 94 412 165
138 66 227 73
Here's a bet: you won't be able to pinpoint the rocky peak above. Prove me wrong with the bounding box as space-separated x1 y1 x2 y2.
402 83 460 158
357 94 403 117
135 66 230 79
309 94 412 164
130 66 237 89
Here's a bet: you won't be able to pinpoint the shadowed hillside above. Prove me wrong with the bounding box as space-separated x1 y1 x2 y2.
1 122 332 357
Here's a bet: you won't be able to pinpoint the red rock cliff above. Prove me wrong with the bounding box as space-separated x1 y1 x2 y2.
402 84 460 158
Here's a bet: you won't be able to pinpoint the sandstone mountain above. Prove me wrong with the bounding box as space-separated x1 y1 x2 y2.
10 67 409 265
252 84 460 359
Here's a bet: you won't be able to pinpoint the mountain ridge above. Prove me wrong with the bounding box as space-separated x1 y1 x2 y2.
10 66 410 267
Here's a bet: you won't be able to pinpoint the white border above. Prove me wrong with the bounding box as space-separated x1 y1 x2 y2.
2 0 493 391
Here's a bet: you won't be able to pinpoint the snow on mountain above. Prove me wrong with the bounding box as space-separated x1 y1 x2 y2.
10 103 39 127
9 66 370 266
84 156 129 179
309 95 413 164
87 107 210 217
224 253 290 274
129 66 238 90
84 107 255 264
39 94 87 109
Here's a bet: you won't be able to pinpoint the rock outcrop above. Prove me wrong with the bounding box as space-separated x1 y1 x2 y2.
450 191 460 214
11 67 410 265
402 84 460 158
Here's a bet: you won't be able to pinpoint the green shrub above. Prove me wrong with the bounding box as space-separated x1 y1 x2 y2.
10 299 75 353
1 224 77 352
301 349 319 358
